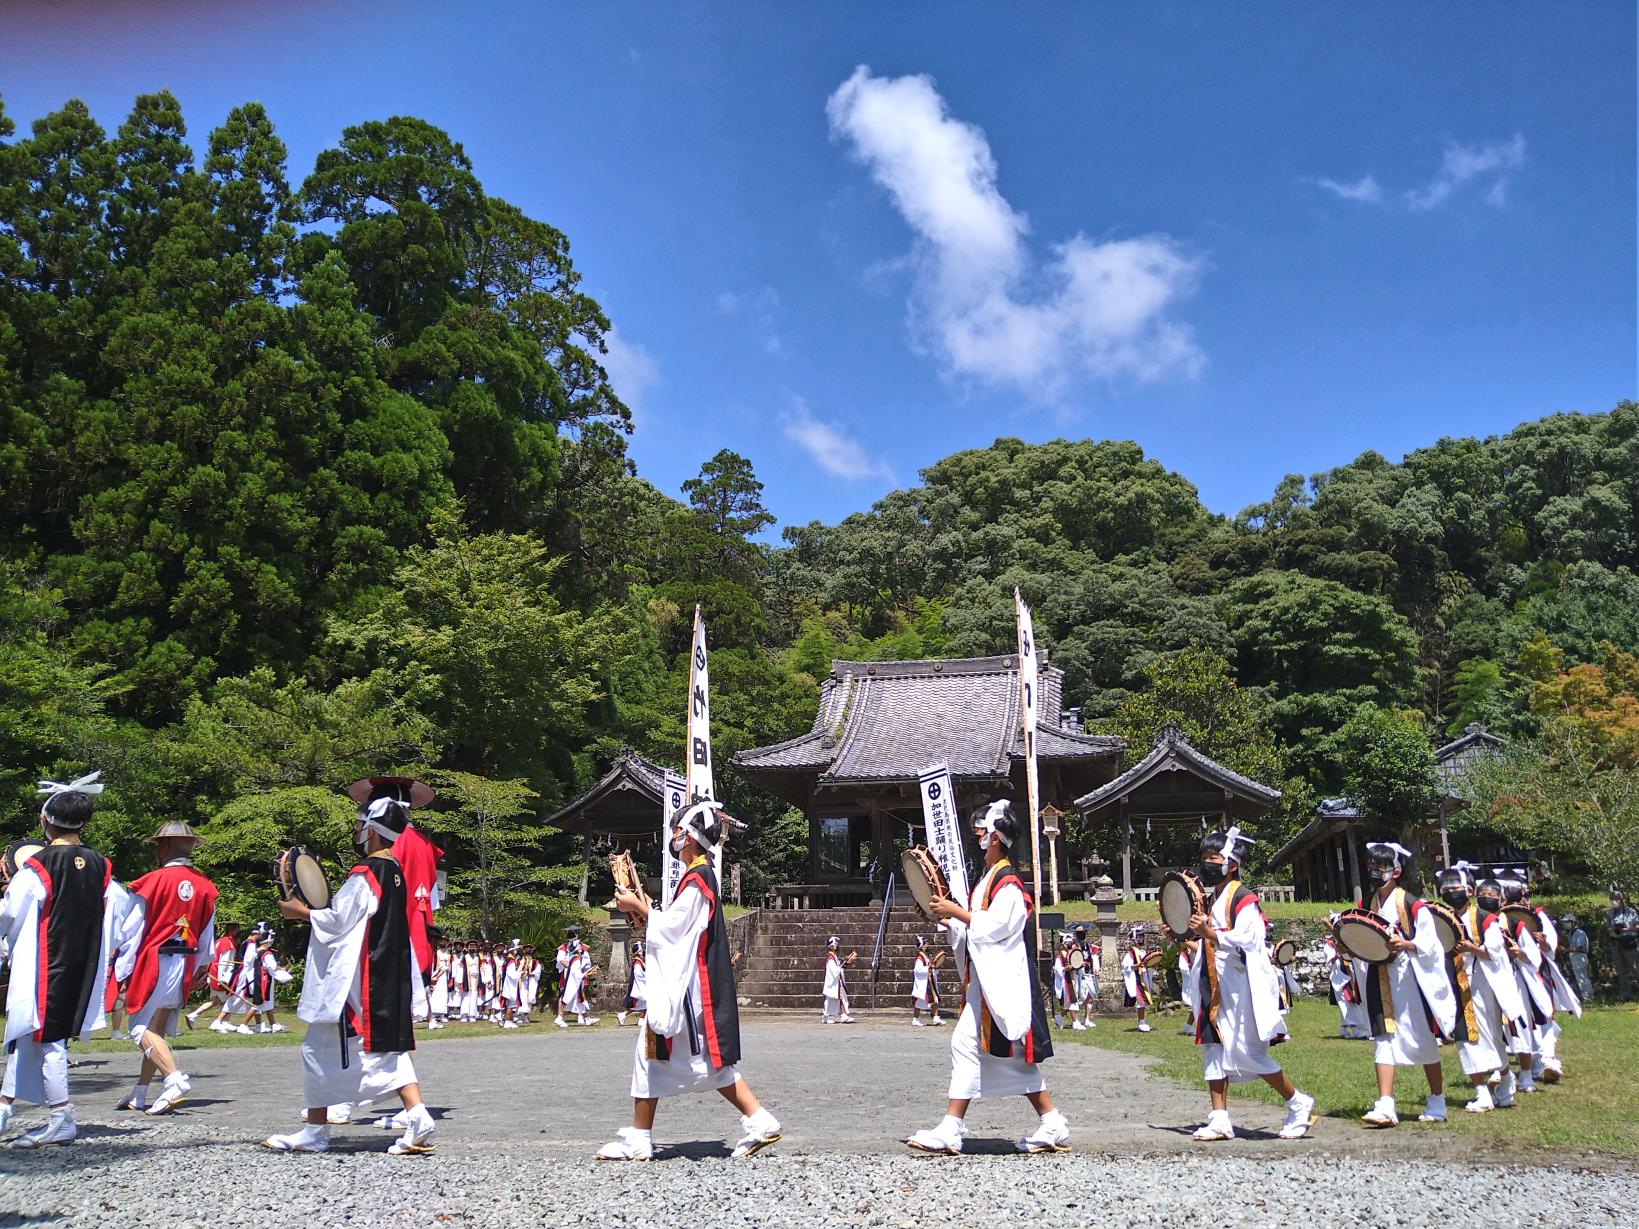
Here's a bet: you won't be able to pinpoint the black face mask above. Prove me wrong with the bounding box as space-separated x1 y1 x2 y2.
1366 866 1393 886
1198 862 1227 886
1477 897 1500 915
1441 890 1469 909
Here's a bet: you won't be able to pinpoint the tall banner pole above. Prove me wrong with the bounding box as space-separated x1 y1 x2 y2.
1014 588 1044 957
685 604 720 883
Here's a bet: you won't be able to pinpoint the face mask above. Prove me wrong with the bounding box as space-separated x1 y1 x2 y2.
1366 866 1393 886
1441 890 1469 908
669 831 686 854
1477 897 1500 915
1198 862 1227 886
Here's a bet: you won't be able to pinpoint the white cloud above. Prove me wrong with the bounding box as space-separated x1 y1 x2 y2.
1316 135 1527 212
826 65 1203 402
782 398 894 482
601 328 659 419
716 287 785 356
1313 174 1384 204
1405 134 1526 211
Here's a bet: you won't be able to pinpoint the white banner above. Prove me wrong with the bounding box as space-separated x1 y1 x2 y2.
661 770 688 908
685 604 721 881
1014 588 1044 921
917 762 970 906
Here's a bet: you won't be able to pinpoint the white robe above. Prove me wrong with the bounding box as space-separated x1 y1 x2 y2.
1325 939 1368 1034
1 860 140 1047
1531 911 1582 1018
942 863 1043 1100
912 953 934 1008
430 953 450 1015
294 870 425 1108
822 952 849 1017
561 950 592 1013
1457 906 1526 1075
1188 885 1285 1082
628 957 647 1009
1352 890 1455 1067
631 869 738 1098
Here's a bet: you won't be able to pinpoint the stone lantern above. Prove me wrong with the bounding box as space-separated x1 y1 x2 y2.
1039 805 1064 906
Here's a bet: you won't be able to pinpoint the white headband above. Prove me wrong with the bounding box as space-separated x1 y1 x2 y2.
38 771 104 801
359 796 405 842
1219 825 1254 863
973 800 1014 847
1367 841 1413 868
676 800 723 850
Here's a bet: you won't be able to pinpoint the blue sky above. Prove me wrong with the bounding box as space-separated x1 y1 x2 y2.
4 2 1634 533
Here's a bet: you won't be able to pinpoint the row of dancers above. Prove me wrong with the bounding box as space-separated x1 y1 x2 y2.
0 769 1588 1157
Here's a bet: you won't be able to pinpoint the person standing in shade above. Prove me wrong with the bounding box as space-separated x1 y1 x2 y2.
821 936 854 1024
1607 889 1638 1000
1562 914 1594 1004
906 801 1069 1156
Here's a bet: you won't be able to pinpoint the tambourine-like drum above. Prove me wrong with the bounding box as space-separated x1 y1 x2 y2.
1159 869 1206 939
1141 950 1164 970
1503 905 1542 938
1333 908 1395 965
2 839 43 884
1424 901 1463 954
1273 938 1298 967
1068 948 1085 970
901 846 949 920
274 846 332 910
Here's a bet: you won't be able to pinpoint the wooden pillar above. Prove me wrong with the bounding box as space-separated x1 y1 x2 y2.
1438 801 1452 867
1120 799 1132 900
806 781 820 881
577 830 591 906
1346 828 1363 906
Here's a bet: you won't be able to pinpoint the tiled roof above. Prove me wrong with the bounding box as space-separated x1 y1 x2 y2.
1072 724 1281 814
733 655 1120 786
1434 723 1506 796
546 748 675 831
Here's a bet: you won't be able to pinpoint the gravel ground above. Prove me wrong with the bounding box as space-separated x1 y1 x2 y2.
3 1019 1634 1227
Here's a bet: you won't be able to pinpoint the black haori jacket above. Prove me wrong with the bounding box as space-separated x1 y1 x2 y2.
974 863 1053 1064
653 860 741 1069
347 853 416 1055
27 844 111 1043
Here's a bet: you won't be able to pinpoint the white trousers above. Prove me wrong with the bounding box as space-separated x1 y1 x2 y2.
630 1021 738 1099
948 999 1044 1101
299 1023 417 1109
2 1038 70 1106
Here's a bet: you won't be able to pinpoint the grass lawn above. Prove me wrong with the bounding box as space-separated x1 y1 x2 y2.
1052 899 1354 925
58 1015 599 1056
1069 997 1639 1158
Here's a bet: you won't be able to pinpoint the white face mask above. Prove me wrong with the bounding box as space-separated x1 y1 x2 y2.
670 831 687 854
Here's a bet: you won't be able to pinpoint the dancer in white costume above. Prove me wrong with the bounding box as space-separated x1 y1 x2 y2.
1180 827 1315 1142
906 801 1069 1156
595 802 781 1162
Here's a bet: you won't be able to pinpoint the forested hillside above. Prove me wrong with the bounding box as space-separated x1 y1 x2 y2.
3 93 1635 930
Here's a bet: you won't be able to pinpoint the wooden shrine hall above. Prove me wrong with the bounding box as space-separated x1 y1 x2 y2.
1072 724 1282 900
732 654 1122 909
545 748 680 903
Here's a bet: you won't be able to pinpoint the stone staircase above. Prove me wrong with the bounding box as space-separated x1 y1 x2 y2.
735 905 955 1010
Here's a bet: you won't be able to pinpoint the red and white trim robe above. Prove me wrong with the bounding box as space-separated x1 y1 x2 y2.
1350 887 1457 1067
1 844 140 1106
942 859 1053 1100
632 856 742 1098
123 858 218 1041
294 851 426 1109
1183 880 1287 1081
